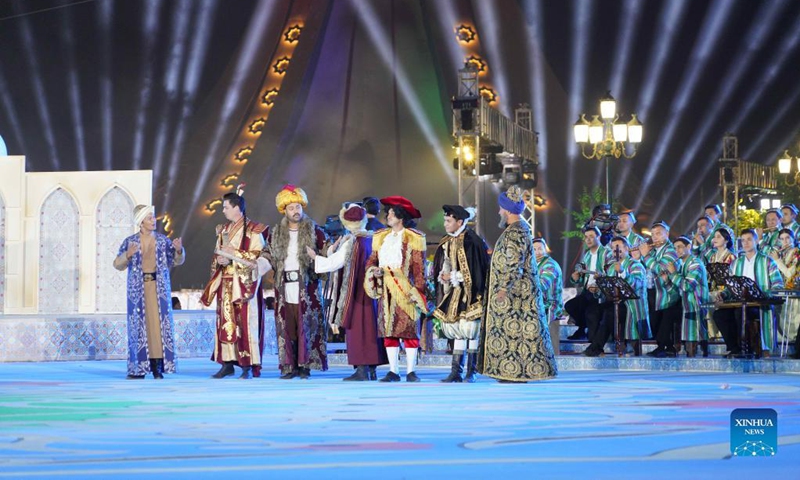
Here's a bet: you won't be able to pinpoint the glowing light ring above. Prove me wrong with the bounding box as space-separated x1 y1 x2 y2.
234 146 253 163
479 86 497 103
248 118 266 134
205 199 222 213
456 25 476 43
466 55 486 73
284 25 303 43
273 57 291 75
262 88 280 106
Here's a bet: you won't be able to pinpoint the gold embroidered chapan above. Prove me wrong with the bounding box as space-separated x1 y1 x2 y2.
480 221 557 381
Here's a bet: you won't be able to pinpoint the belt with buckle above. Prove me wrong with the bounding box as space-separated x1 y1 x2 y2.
283 270 301 283
143 272 157 282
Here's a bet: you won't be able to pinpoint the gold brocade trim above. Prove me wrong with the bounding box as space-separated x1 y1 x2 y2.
433 299 482 323
220 282 236 343
385 267 428 318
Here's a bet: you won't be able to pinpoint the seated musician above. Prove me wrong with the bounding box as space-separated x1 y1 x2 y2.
705 228 738 355
717 229 784 358
566 227 613 340
769 228 800 357
583 236 648 357
662 236 710 357
758 209 782 253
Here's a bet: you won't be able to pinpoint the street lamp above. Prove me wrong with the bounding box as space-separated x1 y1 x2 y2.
777 150 800 186
574 91 642 204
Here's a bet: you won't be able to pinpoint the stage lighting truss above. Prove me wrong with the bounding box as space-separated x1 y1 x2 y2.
284 25 303 44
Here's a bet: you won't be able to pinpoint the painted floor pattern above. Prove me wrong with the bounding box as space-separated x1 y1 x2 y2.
1 357 799 479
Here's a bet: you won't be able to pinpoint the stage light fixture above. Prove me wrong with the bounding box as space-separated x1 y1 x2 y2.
262 88 279 106
465 55 486 73
479 86 497 104
234 146 253 163
157 213 173 237
273 56 291 75
455 25 476 43
248 118 266 134
284 24 303 44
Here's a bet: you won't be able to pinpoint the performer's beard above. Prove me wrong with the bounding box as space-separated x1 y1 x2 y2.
498 215 508 229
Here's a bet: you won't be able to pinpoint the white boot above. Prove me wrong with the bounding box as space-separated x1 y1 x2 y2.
406 347 420 382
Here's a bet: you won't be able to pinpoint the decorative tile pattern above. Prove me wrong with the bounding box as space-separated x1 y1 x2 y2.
95 187 134 313
0 195 4 313
38 188 80 313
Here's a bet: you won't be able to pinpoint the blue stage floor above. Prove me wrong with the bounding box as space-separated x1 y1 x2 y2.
1 357 799 479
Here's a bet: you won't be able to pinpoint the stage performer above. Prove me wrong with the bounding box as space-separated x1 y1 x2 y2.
432 204 490 383
307 203 387 381
691 215 714 260
758 209 782 253
780 204 800 237
480 186 557 383
616 210 644 250
364 196 429 382
114 205 184 379
705 227 738 356
263 185 329 379
533 237 565 355
201 187 268 379
565 226 612 340
363 196 385 231
663 236 709 357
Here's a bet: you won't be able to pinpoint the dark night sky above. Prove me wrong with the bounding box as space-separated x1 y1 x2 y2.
2 0 800 287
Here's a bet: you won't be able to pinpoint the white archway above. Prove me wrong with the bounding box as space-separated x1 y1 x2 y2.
38 187 80 313
95 186 135 313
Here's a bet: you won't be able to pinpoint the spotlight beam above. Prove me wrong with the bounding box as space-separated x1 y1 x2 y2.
353 0 455 185
659 9 800 225
182 1 277 237
60 6 87 171
475 0 510 116
132 0 162 170
163 0 217 214
614 0 690 197
432 0 465 71
0 72 27 157
634 3 741 208
649 1 789 222
98 0 113 170
15 8 60 169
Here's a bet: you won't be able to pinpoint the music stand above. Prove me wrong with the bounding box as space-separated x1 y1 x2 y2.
723 276 775 358
596 276 640 356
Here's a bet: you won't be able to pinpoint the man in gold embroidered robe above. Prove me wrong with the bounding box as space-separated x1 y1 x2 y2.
480 186 558 383
201 190 268 379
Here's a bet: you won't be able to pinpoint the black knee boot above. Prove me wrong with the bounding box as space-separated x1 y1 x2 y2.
343 365 369 381
150 358 164 379
464 351 479 383
441 351 465 383
212 361 235 379
280 341 300 379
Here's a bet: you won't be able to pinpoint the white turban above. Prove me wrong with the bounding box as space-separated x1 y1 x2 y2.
133 204 155 229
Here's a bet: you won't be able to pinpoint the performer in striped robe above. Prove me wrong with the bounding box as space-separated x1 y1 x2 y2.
758 209 782 254
565 227 613 340
780 204 800 238
705 227 738 356
704 204 734 239
724 229 784 358
635 221 682 357
665 236 709 357
616 210 644 250
691 215 715 260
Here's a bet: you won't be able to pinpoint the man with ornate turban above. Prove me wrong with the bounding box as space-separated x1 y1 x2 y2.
261 184 329 379
432 204 490 383
114 204 185 379
306 202 388 381
200 187 269 379
479 186 557 383
364 196 429 382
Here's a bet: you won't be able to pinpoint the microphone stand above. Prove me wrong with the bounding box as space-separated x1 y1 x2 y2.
612 246 625 356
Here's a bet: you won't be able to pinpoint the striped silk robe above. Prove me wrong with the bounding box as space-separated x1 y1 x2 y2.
782 221 800 238
728 252 784 351
571 245 614 291
643 243 681 311
537 255 564 322
759 230 780 254
604 257 650 340
668 254 710 341
623 231 645 250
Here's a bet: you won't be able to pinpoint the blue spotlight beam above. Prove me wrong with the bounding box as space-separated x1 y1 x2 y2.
15 6 60 169
98 0 113 170
353 0 455 186
59 6 87 171
432 0 466 73
634 3 742 209
613 0 690 197
475 0 510 117
132 0 163 170
0 71 27 157
162 0 217 214
563 0 594 267
182 1 277 238
650 1 790 223
151 0 194 189
660 8 800 227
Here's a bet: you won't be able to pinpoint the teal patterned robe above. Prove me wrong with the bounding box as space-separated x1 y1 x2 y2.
604 258 650 340
480 221 557 381
537 255 563 322
117 233 180 376
643 243 681 310
570 245 613 289
668 254 710 341
727 253 784 351
759 230 780 254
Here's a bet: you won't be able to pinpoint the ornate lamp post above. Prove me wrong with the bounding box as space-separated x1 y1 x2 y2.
777 150 800 186
573 91 642 204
